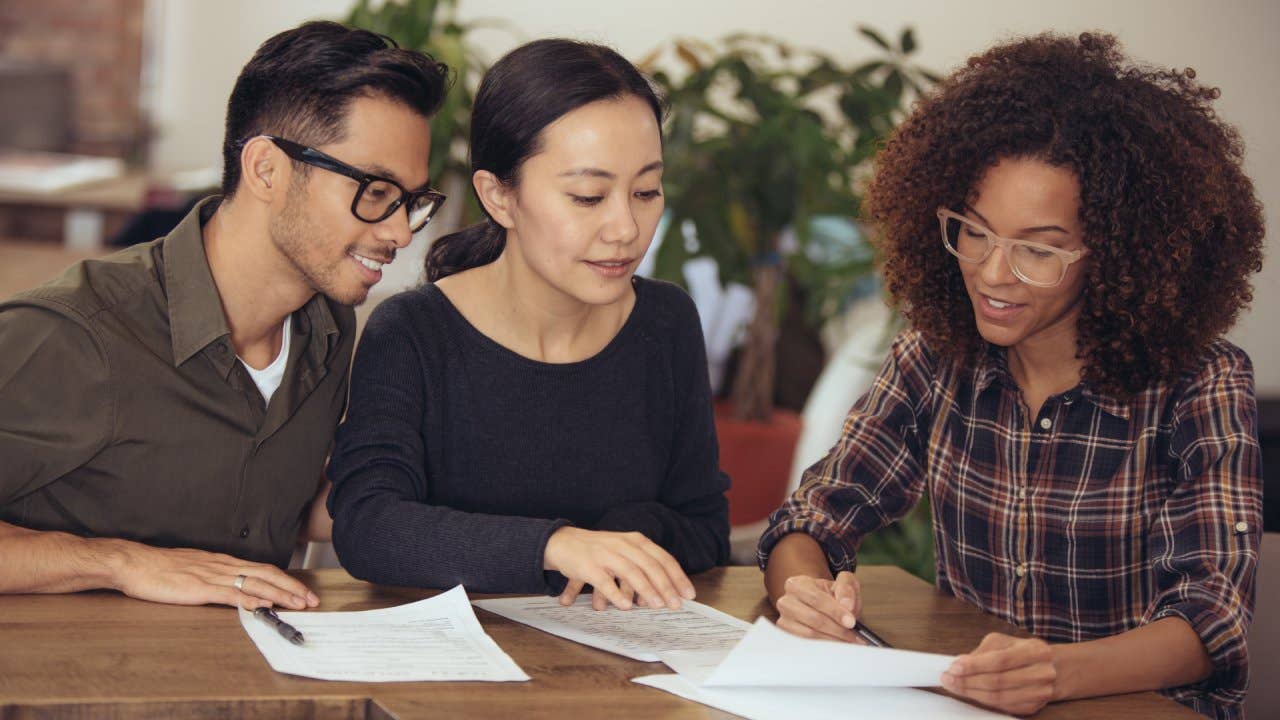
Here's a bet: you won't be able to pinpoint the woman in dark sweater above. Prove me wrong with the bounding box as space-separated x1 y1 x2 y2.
327 39 730 610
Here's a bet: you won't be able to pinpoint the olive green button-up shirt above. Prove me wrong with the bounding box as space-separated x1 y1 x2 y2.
0 198 355 567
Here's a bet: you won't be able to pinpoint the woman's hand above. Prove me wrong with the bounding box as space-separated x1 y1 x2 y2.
774 571 863 643
942 632 1059 715
544 527 695 611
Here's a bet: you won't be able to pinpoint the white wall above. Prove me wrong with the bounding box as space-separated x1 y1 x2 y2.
147 0 1280 393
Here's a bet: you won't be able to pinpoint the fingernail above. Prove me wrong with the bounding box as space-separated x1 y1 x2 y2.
941 673 955 688
842 614 856 628
307 592 319 605
667 597 682 610
682 587 696 600
951 662 965 674
650 596 664 608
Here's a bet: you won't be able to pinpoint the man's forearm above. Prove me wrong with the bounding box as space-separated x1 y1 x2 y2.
1052 616 1213 701
0 520 124 594
764 532 834 604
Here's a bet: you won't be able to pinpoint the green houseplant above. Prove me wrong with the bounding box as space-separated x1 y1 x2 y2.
645 26 937 421
645 27 939 578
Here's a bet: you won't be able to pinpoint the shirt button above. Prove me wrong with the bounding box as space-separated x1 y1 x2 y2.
1018 488 1027 501
239 526 250 539
1039 417 1052 430
1235 521 1250 533
1015 563 1028 578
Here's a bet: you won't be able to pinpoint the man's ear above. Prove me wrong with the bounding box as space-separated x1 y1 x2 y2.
473 170 515 229
238 136 286 202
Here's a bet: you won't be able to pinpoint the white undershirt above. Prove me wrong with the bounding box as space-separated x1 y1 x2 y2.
238 315 292 405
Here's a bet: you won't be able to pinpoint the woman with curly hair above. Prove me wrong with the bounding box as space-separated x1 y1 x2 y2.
758 32 1263 718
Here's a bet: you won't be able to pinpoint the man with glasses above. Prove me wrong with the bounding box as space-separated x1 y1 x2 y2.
0 22 448 609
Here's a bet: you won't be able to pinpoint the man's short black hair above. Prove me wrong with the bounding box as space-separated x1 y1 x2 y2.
220 21 450 197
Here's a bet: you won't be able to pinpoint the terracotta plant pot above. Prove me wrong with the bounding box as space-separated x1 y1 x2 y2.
714 400 803 526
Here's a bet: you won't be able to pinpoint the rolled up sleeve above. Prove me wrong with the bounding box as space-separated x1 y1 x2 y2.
757 331 934 574
1147 347 1262 709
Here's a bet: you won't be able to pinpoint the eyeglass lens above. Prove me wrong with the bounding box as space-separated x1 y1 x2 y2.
942 216 1065 286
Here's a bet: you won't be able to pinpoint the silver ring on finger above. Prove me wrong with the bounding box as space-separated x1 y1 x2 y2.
233 574 247 591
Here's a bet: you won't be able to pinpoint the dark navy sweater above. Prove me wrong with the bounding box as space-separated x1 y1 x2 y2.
327 277 730 593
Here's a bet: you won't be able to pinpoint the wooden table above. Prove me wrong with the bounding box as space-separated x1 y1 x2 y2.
0 238 107 300
0 566 1197 719
0 173 147 248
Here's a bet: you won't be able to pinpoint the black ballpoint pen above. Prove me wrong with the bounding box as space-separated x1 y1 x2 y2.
856 624 888 648
254 607 306 645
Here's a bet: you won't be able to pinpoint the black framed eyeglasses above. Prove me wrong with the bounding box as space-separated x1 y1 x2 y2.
260 135 446 233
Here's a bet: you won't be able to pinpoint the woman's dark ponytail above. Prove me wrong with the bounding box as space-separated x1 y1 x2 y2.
425 221 504 282
423 38 663 281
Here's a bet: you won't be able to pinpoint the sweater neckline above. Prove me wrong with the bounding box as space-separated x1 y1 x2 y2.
422 276 648 371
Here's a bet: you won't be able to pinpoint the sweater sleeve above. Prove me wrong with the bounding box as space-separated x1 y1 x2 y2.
593 286 730 572
326 296 568 594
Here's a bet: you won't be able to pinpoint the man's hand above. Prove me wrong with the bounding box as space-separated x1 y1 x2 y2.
108 542 319 610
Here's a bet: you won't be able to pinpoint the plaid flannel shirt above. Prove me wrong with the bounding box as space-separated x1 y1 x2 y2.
758 330 1261 718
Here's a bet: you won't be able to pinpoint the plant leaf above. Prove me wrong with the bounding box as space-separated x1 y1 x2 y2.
675 41 703 72
857 25 892 51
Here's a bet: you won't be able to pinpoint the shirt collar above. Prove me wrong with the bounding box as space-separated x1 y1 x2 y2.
165 197 231 367
163 197 342 369
974 342 1017 395
1076 385 1130 420
973 343 1130 420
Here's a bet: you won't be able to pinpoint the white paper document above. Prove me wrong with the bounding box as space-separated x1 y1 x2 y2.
704 617 955 687
634 673 1012 720
635 630 1011 720
471 595 751 662
239 585 529 682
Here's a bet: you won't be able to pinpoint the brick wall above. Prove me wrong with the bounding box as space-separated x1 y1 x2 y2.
0 0 145 159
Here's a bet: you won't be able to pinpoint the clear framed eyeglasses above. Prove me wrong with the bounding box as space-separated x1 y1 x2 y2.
937 208 1087 287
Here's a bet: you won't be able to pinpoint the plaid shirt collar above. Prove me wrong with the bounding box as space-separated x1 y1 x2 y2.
973 342 1130 420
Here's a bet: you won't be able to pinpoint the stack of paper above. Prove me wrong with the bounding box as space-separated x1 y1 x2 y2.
0 150 124 193
633 619 1012 719
238 585 528 682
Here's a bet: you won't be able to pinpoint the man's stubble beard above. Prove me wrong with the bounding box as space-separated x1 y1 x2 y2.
269 177 369 307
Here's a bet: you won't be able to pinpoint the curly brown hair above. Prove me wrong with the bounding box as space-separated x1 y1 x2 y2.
865 32 1265 397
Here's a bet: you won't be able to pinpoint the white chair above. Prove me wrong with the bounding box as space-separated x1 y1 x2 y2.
727 297 893 565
